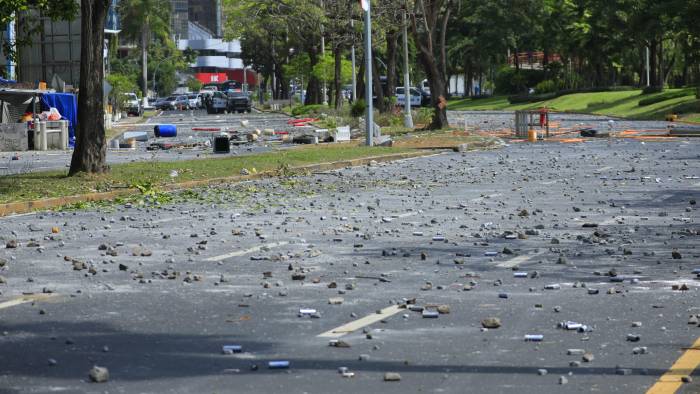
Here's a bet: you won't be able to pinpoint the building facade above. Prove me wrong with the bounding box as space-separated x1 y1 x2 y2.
170 0 188 40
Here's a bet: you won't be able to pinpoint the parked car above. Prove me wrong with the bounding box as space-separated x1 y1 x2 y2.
226 91 252 113
155 95 190 110
418 88 431 107
123 93 142 116
395 87 422 107
187 94 201 109
206 91 229 114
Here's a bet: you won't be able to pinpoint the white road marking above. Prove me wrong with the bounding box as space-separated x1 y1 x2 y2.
0 294 58 310
470 193 503 203
205 241 289 262
595 166 613 173
601 217 622 226
541 179 560 185
496 252 544 268
318 305 403 338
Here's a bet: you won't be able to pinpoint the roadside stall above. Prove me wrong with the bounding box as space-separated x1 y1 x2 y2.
0 82 76 151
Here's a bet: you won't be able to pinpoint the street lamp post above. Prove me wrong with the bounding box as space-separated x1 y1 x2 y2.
402 8 413 128
320 0 328 106
351 20 357 103
362 0 373 146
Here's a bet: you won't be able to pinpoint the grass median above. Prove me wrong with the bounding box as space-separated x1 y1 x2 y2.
448 88 700 121
0 144 415 204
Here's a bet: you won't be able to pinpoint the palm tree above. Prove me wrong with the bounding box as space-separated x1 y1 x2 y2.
118 0 170 101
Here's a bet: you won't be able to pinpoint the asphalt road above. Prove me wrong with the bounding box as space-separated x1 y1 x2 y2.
0 109 304 176
0 136 699 393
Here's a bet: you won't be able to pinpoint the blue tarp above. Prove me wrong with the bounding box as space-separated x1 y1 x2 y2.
41 93 77 147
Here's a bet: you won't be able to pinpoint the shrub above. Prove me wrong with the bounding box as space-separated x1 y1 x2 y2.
507 92 557 104
495 66 546 94
291 104 327 117
638 90 691 106
642 86 663 95
413 107 434 125
350 99 366 117
534 79 563 94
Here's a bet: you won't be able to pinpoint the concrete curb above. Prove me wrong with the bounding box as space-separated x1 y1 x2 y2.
0 150 438 218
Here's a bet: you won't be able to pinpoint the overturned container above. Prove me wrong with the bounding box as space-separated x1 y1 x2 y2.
154 124 177 138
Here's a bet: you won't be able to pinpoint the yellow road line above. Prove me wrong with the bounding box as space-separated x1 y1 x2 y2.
646 336 700 394
318 305 402 338
0 293 59 310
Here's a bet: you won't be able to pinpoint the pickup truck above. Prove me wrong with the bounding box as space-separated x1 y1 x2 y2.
123 93 142 116
206 91 229 114
227 91 252 113
395 87 422 108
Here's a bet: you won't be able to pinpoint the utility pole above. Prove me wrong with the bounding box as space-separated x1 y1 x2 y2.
645 46 650 87
362 0 373 146
320 0 328 106
402 8 413 129
351 19 357 103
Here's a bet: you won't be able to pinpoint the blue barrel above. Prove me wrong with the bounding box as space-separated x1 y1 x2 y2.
154 124 177 138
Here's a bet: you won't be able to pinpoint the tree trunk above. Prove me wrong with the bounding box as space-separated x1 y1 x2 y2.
306 48 321 105
421 54 448 129
386 31 398 100
656 39 663 88
69 0 109 176
649 39 658 88
333 45 342 109
411 0 449 129
141 27 148 97
465 59 472 96
372 53 387 112
356 52 365 103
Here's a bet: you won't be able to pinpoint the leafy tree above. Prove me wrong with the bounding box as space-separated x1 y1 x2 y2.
118 0 170 98
410 0 455 129
186 77 203 92
106 73 140 113
0 0 79 77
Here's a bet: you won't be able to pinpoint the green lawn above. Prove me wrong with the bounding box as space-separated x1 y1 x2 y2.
448 88 700 120
0 145 410 204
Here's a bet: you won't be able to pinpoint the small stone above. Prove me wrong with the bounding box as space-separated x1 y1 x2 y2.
384 372 401 382
0 276 6 284
48 358 57 366
672 251 682 259
537 369 548 376
481 317 501 329
681 376 692 383
632 346 648 355
88 366 109 383
6 240 17 249
328 297 344 305
626 334 641 342
437 305 450 314
689 315 699 325
559 376 568 385
582 353 594 362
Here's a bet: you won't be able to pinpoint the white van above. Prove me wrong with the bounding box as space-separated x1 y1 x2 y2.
396 87 422 107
